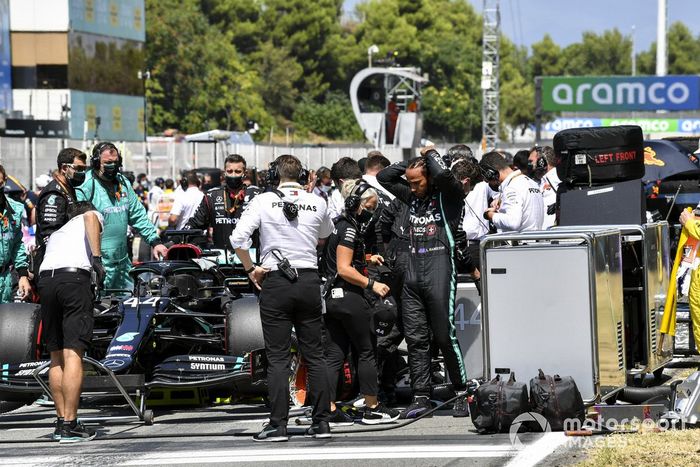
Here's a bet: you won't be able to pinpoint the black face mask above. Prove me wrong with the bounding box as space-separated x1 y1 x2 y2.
225 175 244 191
357 209 374 224
69 171 86 187
102 162 119 181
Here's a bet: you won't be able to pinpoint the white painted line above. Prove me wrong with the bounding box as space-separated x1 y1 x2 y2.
0 444 519 466
6 427 48 431
505 433 569 467
119 444 518 465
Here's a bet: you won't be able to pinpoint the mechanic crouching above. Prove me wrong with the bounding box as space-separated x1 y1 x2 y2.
377 148 470 419
77 143 167 292
39 201 105 443
230 154 332 442
322 179 400 425
0 164 30 302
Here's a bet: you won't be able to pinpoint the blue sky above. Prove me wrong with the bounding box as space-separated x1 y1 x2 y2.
343 0 700 53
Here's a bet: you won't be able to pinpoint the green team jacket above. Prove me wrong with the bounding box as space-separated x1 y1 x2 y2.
0 196 28 303
76 170 160 290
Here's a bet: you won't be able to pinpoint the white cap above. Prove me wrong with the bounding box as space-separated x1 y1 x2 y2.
35 174 52 189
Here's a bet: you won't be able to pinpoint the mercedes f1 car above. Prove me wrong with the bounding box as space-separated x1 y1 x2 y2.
0 231 285 421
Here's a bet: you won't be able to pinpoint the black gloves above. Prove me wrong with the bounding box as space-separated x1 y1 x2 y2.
92 255 106 290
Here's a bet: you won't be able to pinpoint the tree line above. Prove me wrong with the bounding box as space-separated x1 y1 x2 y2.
145 0 700 143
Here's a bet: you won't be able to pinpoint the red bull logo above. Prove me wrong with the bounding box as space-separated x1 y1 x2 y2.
644 146 665 167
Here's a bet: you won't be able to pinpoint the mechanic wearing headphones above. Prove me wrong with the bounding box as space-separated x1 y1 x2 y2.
186 154 261 263
529 145 560 229
323 178 399 425
0 165 30 302
446 144 493 274
377 148 470 419
482 151 544 232
77 142 168 291
40 201 105 442
230 154 332 442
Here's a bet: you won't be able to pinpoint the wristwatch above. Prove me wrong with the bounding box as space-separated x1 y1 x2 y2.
245 265 257 274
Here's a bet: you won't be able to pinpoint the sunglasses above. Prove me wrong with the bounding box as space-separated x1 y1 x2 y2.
65 164 87 173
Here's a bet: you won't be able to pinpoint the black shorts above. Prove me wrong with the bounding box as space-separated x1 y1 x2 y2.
39 271 94 353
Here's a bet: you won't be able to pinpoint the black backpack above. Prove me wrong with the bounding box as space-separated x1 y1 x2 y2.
529 369 585 431
470 372 529 434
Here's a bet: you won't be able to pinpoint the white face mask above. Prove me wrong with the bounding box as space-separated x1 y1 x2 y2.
319 184 332 193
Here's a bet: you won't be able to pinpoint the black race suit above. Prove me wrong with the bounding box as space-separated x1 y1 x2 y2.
185 185 260 258
377 152 468 395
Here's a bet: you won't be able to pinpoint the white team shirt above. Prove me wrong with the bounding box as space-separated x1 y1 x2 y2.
169 186 204 230
462 181 495 240
492 170 544 232
328 188 344 220
229 182 334 270
540 167 561 229
363 174 395 201
40 211 103 272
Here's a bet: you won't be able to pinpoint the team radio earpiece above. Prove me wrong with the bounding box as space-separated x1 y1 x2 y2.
344 180 372 213
91 142 123 170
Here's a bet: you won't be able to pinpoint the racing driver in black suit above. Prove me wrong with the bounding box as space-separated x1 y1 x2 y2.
186 154 261 262
377 148 469 419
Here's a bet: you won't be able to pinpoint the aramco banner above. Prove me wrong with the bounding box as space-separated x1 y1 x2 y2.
540 76 700 112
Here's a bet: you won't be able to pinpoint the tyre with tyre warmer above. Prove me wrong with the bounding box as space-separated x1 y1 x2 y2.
0 303 43 413
225 295 314 402
225 295 270 396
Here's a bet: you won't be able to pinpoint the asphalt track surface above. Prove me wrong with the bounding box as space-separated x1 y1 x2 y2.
0 400 569 466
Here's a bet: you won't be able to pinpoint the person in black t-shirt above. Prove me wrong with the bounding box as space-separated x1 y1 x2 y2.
323 179 399 426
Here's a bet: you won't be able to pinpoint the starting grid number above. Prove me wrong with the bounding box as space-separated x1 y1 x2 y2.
454 303 480 331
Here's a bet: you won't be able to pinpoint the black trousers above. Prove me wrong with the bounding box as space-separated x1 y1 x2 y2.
259 270 330 428
403 253 467 396
467 242 481 273
376 249 408 393
325 287 378 399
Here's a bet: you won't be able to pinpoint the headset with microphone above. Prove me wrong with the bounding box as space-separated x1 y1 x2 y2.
527 146 547 173
344 180 372 213
267 159 309 187
90 142 122 171
478 161 500 183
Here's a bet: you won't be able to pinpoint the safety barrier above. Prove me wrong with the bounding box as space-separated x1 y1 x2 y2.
0 136 535 189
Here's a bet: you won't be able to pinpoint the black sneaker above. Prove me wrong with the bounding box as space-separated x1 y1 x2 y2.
361 404 400 425
400 396 433 419
305 421 332 439
59 420 96 444
253 424 289 442
452 391 470 418
52 418 64 441
329 408 354 427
